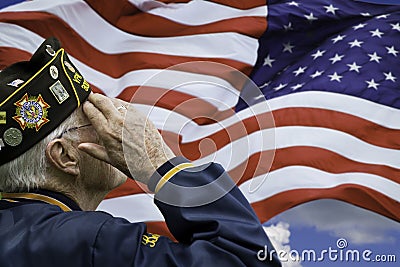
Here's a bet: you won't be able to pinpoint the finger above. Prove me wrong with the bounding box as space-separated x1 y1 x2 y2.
78 143 111 164
82 101 108 132
88 93 120 120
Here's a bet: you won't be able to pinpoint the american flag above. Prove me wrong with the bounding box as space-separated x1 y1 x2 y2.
1 0 399 237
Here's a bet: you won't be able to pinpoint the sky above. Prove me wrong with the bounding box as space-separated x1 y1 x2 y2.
264 199 399 267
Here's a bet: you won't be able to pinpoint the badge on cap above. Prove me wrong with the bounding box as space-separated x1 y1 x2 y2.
7 79 25 88
49 80 69 104
0 111 5 124
45 44 56 56
64 61 75 73
13 93 50 131
3 127 23 147
49 66 58 79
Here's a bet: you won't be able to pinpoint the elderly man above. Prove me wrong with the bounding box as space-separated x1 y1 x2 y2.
0 38 280 267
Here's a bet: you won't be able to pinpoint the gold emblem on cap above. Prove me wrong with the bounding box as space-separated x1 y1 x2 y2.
3 127 23 147
13 93 50 131
0 111 6 124
64 61 75 73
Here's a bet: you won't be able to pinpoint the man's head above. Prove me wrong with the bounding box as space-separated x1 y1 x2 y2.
0 38 126 199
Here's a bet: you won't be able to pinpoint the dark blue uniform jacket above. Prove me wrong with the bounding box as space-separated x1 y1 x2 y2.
0 157 280 266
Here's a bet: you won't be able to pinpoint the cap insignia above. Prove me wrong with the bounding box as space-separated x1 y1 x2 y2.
13 93 50 131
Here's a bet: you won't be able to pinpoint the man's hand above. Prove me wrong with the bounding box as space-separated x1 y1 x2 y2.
78 93 175 185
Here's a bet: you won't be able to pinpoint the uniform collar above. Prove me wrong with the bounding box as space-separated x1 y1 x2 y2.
0 189 81 211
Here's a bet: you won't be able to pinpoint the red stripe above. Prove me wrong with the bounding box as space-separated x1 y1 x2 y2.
107 146 400 199
85 0 266 38
252 184 400 223
0 12 254 77
0 47 31 69
208 0 267 9
230 147 400 185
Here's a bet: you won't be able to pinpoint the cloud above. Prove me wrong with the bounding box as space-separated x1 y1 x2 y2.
263 222 302 267
269 199 399 245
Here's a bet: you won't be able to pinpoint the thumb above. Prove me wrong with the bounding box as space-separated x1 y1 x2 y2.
78 143 111 164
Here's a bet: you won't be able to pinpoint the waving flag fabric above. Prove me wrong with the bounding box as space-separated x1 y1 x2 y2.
0 0 399 237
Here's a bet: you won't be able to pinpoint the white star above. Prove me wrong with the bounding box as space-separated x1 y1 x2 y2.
310 70 324 78
283 42 295 53
329 53 344 64
273 83 288 91
348 39 364 48
386 46 398 57
368 52 382 63
361 12 371 17
391 23 400 32
366 79 379 90
263 54 275 67
332 34 346 44
304 13 318 23
328 72 343 82
324 4 339 15
384 72 397 82
353 23 367 30
287 1 299 7
311 50 326 60
291 83 305 90
259 81 271 89
347 62 362 73
283 22 294 31
376 14 389 19
293 66 307 76
370 29 384 38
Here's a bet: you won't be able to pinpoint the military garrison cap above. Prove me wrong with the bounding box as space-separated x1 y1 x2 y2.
0 37 91 166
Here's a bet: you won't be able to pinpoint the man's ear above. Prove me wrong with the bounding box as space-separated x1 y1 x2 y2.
45 139 80 176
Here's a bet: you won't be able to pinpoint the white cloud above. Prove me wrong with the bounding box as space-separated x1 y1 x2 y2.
263 222 302 267
269 199 400 245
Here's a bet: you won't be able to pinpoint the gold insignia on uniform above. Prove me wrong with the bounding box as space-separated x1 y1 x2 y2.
0 111 6 124
141 233 160 248
49 80 70 104
13 93 50 131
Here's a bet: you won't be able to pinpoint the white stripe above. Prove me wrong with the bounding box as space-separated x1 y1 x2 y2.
268 91 400 129
0 27 240 109
97 193 163 222
129 0 267 26
97 166 400 223
134 91 400 142
130 106 400 170
0 2 259 64
192 126 400 171
239 166 400 203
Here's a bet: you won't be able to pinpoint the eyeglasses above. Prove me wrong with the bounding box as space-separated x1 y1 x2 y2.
57 124 92 139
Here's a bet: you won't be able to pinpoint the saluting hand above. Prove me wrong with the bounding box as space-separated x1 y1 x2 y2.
78 93 175 185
